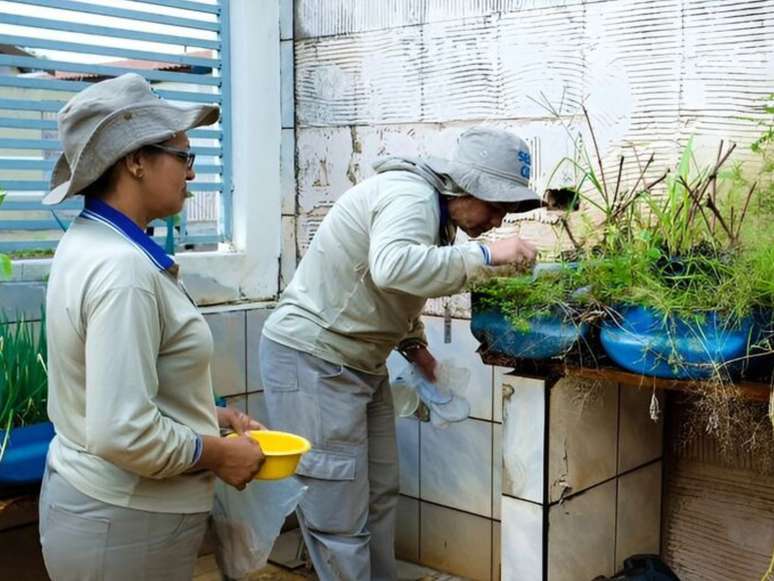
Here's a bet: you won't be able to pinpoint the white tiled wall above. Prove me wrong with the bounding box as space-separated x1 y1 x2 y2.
502 375 545 504
548 480 617 581
396 416 420 498
615 461 662 570
547 378 619 503
497 372 665 581
396 496 420 563
421 502 493 580
205 311 246 397
618 387 664 473
420 418 493 517
501 496 543 581
493 424 503 521
246 309 270 392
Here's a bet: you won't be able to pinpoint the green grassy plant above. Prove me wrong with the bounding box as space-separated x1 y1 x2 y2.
472 266 589 332
0 191 11 279
0 312 48 461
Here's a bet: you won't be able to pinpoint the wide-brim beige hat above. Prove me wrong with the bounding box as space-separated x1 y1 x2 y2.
44 73 219 205
426 126 540 205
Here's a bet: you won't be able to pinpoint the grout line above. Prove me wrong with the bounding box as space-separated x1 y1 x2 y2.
546 457 664 507
243 309 248 395
501 492 544 507
408 494 495 523
417 417 422 561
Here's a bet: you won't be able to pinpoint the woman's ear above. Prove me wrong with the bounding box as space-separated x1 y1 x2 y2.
124 150 145 180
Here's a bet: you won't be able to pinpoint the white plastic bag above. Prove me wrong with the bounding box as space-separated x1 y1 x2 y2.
390 359 471 427
210 477 307 580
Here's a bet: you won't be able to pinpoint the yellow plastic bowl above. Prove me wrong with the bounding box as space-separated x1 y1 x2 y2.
227 430 311 480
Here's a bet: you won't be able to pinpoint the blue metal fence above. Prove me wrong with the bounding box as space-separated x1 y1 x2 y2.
0 0 231 253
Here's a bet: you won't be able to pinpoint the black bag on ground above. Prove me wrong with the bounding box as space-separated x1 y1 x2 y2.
593 554 680 581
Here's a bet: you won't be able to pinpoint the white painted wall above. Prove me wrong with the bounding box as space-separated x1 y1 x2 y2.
227 0 282 300
292 0 772 257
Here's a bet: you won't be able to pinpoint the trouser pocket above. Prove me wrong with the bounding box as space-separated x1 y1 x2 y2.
42 504 110 581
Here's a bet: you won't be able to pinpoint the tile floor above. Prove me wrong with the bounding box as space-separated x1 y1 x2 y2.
193 554 465 581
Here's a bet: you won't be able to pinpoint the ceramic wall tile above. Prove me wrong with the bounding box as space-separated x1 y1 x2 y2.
493 423 502 521
396 495 420 563
396 416 420 497
548 378 618 503
493 521 501 581
616 461 662 570
420 502 492 580
420 419 492 517
281 128 297 215
618 386 664 473
223 394 247 414
548 480 617 581
280 40 295 129
205 311 246 397
247 391 269 426
501 375 545 504
280 216 297 291
501 496 543 581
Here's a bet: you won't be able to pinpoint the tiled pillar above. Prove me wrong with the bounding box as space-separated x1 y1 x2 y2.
499 375 664 581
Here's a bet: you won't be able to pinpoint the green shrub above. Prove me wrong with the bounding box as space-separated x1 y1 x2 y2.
0 312 48 460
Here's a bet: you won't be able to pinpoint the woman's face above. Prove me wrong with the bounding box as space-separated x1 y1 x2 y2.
140 132 195 220
447 195 508 238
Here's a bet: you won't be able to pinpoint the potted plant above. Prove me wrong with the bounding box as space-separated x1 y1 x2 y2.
0 311 53 485
470 99 772 381
470 264 592 360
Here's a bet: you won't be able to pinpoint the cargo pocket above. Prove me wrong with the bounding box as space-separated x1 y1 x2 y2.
42 505 109 580
295 449 364 534
296 448 356 481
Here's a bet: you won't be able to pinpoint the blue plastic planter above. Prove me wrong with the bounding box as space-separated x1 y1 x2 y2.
471 307 589 360
600 306 756 380
0 422 54 484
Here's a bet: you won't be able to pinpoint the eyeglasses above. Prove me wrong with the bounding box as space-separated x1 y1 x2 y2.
147 143 196 170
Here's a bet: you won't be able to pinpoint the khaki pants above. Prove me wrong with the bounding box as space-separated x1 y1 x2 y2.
39 467 208 581
259 336 400 581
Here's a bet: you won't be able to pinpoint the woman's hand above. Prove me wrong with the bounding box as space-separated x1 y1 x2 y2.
216 406 265 435
196 435 265 490
487 236 538 267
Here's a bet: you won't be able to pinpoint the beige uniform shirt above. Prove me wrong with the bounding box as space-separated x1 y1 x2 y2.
45 217 219 513
264 170 488 374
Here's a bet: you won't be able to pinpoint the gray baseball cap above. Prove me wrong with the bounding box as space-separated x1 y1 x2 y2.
43 73 219 205
427 126 539 204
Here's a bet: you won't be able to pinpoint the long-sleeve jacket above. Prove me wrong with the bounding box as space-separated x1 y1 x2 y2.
46 217 219 513
263 170 488 374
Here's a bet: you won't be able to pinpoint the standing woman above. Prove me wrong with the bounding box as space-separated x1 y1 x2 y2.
39 73 264 581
